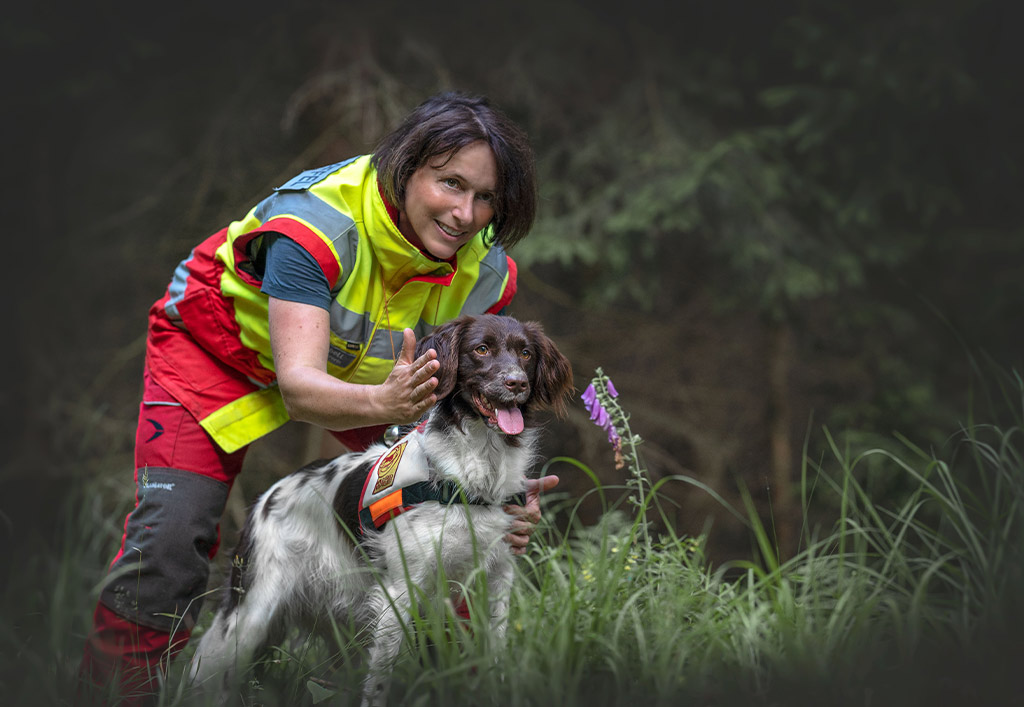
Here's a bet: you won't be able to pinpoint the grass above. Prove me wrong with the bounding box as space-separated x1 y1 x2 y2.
4 372 1024 706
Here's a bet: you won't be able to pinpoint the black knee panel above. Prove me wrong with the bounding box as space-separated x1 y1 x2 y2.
100 468 229 632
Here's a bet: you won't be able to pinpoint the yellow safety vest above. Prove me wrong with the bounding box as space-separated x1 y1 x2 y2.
160 155 515 452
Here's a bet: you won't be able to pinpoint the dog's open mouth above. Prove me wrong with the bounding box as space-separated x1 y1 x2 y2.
472 394 524 435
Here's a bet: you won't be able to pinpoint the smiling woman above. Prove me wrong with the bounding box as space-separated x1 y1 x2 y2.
78 91 549 704
398 141 498 260
373 92 537 251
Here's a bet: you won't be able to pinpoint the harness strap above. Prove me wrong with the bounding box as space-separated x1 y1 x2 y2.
358 480 527 535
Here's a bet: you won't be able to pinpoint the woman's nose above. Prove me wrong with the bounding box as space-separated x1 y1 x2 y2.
451 193 474 225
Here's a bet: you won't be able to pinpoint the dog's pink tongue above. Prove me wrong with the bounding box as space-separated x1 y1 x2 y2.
495 406 524 435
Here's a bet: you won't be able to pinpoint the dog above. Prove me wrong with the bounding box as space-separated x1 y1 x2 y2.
189 314 573 706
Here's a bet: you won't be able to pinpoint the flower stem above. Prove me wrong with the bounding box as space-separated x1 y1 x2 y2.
586 368 651 549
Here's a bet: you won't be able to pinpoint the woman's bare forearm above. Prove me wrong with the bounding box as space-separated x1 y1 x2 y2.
268 297 439 430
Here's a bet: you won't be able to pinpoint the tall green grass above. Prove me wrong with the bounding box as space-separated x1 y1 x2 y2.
6 372 1023 706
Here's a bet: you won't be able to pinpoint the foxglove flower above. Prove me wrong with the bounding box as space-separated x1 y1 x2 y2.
582 372 624 466
583 368 651 547
582 383 598 409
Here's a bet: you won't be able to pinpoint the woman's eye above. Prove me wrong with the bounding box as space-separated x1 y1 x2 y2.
444 177 461 189
475 345 489 355
477 192 494 203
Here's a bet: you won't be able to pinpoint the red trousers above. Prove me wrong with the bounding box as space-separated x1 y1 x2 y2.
79 369 248 702
81 387 384 701
80 311 396 702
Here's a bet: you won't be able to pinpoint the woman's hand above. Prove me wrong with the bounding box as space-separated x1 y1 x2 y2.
374 328 440 424
503 475 559 555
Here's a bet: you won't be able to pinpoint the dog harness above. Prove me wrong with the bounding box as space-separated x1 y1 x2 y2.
357 425 526 535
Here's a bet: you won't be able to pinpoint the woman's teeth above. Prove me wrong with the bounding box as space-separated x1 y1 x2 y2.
436 221 463 237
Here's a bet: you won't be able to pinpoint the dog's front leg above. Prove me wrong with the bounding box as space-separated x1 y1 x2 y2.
361 584 411 707
488 557 515 647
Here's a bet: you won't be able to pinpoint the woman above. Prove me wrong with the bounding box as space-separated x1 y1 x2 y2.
80 91 559 700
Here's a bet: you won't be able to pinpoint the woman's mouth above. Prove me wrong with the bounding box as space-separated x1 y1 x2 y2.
435 220 466 239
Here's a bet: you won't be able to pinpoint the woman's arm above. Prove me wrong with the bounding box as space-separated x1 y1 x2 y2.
269 297 440 430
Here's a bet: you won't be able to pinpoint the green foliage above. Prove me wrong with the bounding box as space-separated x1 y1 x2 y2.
514 1 1016 338
505 6 1014 443
519 57 941 317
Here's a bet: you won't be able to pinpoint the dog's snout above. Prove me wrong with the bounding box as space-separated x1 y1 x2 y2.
504 373 529 394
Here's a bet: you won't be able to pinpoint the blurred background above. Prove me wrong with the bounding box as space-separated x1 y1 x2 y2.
3 0 1023 570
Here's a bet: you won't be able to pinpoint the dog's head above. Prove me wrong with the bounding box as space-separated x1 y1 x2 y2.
415 314 574 435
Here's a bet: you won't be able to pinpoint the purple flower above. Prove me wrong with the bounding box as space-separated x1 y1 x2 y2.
582 383 597 409
582 374 624 461
607 425 621 447
599 413 616 441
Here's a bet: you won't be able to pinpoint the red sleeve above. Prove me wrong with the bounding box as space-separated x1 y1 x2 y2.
485 256 517 314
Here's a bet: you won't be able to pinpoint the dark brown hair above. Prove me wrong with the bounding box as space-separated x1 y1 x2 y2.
372 92 537 249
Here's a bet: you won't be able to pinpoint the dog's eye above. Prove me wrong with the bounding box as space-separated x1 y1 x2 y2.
520 349 532 360
474 344 489 355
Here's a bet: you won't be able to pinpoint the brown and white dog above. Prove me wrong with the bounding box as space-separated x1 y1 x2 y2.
189 314 573 706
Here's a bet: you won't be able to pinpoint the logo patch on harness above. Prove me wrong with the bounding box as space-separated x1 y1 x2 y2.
372 441 407 494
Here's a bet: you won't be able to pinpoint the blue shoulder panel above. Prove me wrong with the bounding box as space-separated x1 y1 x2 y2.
275 155 362 192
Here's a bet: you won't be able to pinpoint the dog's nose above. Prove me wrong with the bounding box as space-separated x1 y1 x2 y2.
504 374 529 394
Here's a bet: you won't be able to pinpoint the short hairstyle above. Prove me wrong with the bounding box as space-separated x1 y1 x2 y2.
372 92 537 249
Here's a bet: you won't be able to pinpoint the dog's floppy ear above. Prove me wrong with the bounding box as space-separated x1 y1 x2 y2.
522 321 574 417
415 317 465 400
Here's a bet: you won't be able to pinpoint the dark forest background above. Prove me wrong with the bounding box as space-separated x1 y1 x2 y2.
3 0 1023 569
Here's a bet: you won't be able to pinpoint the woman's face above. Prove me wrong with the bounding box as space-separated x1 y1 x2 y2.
398 141 497 260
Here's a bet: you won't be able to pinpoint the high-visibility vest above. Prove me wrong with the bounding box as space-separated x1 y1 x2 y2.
152 155 516 452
